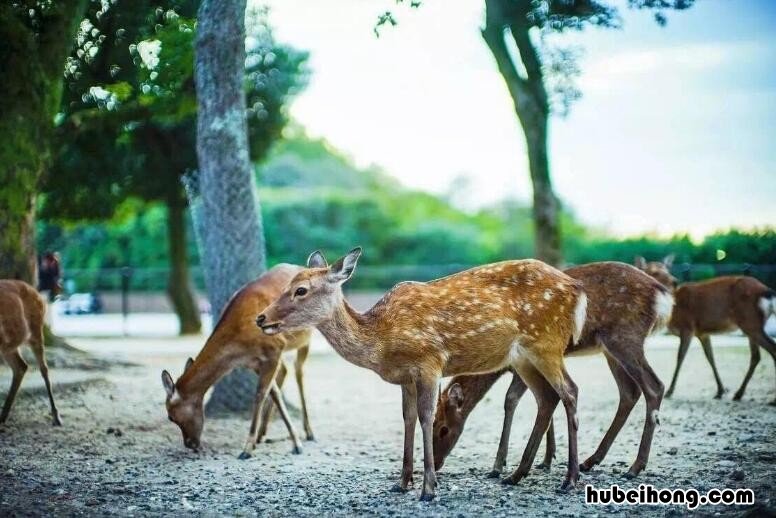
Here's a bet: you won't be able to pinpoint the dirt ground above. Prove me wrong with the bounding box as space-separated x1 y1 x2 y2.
1 333 774 517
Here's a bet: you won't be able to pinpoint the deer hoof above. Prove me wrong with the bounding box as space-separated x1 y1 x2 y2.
501 474 523 486
486 470 501 479
624 468 641 479
580 459 597 472
419 492 435 502
52 414 63 427
769 399 776 407
732 392 744 401
305 433 316 442
559 479 577 492
390 482 411 493
237 451 252 460
291 445 303 455
535 461 552 471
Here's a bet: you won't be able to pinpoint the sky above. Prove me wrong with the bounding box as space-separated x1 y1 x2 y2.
258 0 776 238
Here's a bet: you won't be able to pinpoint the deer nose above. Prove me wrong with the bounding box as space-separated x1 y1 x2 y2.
256 314 266 327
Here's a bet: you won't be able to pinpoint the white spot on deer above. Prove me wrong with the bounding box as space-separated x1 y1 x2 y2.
505 339 524 365
543 289 553 301
572 292 588 344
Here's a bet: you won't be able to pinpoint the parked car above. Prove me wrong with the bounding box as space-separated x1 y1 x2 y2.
59 292 103 315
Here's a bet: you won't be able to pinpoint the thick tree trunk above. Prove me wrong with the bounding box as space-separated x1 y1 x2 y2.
0 1 87 282
482 0 562 266
166 195 202 335
194 0 267 415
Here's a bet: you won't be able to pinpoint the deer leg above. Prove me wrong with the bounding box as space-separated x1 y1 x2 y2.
502 360 559 486
257 361 286 443
538 419 556 470
28 331 62 426
698 335 727 398
751 331 776 405
269 383 304 455
294 345 315 441
416 377 440 502
665 331 692 399
488 371 527 478
733 338 760 401
608 345 665 478
239 359 280 459
0 349 28 424
391 383 417 493
581 353 640 472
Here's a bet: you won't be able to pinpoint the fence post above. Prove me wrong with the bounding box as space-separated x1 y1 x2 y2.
121 267 132 336
681 263 691 282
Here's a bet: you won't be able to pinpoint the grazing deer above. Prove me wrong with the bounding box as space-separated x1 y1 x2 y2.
433 262 672 479
257 248 587 500
0 280 61 426
636 256 776 404
161 264 315 458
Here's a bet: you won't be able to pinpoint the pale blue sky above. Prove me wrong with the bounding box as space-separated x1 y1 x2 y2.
260 0 776 237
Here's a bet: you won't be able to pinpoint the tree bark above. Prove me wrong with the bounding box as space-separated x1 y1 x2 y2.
0 0 87 282
194 0 267 415
482 0 562 266
166 194 202 335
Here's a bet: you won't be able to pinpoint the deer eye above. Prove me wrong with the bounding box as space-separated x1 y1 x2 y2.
294 287 308 297
439 426 449 438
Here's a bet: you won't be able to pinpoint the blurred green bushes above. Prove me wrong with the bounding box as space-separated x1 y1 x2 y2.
38 132 776 291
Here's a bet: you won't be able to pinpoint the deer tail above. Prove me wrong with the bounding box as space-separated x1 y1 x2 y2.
758 290 776 319
650 287 675 335
572 290 588 345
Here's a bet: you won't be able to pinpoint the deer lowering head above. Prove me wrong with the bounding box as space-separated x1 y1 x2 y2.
162 357 203 451
635 255 677 290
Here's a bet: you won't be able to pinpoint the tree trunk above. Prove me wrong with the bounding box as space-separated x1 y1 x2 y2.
166 195 202 335
0 1 87 282
193 0 267 415
482 0 562 266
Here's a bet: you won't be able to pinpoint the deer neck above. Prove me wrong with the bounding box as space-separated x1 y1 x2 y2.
175 339 241 400
316 295 382 372
452 370 507 418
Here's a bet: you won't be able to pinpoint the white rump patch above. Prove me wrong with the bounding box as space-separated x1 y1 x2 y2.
651 290 675 335
758 296 775 319
572 292 587 345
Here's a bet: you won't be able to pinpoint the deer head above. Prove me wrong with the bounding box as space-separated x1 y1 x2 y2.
161 357 204 451
432 383 465 471
256 247 362 335
635 255 678 290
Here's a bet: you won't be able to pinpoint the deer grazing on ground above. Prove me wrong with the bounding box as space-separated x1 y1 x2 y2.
257 248 588 501
636 256 776 404
0 280 61 426
161 264 315 458
432 262 672 479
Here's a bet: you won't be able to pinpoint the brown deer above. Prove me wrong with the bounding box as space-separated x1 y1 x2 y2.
636 256 776 404
0 280 61 426
257 248 588 501
161 264 315 458
432 262 672 479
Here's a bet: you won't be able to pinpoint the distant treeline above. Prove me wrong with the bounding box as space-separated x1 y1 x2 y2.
37 132 776 291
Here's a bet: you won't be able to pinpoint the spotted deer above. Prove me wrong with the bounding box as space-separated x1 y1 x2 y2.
0 280 61 426
636 256 776 404
257 248 588 501
161 264 315 458
433 262 672 479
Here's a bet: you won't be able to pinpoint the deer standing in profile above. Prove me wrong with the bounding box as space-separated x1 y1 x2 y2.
0 280 61 426
162 264 315 458
433 262 671 479
257 248 588 501
636 256 776 404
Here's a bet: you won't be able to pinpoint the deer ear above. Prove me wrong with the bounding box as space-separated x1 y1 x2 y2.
184 357 194 372
162 370 175 398
662 254 675 268
328 247 362 284
448 383 464 409
307 250 328 269
634 256 647 270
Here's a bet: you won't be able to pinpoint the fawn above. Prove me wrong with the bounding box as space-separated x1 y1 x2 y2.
433 262 671 479
162 264 314 458
636 256 776 404
257 248 587 500
0 280 61 426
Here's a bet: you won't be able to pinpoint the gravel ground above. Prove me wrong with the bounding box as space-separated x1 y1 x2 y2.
0 333 774 517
